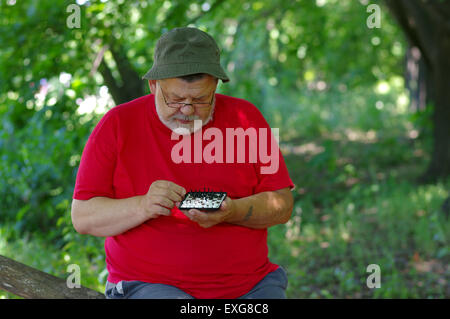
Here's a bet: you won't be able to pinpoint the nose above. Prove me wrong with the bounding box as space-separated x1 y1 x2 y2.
180 103 195 116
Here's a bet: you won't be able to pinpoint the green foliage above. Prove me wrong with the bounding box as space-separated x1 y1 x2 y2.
269 178 449 298
0 79 97 237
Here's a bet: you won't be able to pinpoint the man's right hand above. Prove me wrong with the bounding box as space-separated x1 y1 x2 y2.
138 180 186 220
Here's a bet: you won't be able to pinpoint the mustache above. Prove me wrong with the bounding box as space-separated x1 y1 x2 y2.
171 114 200 121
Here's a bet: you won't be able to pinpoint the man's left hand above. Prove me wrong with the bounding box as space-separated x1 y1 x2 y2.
181 197 235 228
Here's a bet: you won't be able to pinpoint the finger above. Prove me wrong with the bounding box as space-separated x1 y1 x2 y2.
183 210 193 220
186 209 197 218
153 181 186 199
151 195 175 209
153 205 171 216
166 188 185 202
151 188 183 202
182 209 197 221
149 180 167 191
188 209 208 221
164 181 187 197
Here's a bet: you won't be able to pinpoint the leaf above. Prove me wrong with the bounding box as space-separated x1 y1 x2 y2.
15 204 31 222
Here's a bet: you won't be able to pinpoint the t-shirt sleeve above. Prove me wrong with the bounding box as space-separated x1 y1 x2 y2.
73 110 118 200
249 106 295 194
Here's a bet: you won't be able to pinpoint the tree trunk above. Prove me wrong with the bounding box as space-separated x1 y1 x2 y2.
0 255 105 299
98 40 146 105
385 0 450 182
425 32 450 182
405 45 427 112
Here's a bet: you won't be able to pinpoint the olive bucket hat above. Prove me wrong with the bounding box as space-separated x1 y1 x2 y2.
142 27 230 82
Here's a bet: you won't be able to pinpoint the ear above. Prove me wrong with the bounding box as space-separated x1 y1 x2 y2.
148 80 157 94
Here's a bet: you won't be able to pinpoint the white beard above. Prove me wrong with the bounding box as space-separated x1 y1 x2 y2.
155 97 215 135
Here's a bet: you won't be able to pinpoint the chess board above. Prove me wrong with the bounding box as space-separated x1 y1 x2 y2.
179 191 227 211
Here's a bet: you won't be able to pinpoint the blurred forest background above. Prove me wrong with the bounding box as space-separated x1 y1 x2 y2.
0 0 449 298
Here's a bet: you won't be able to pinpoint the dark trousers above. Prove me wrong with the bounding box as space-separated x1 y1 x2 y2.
105 266 288 299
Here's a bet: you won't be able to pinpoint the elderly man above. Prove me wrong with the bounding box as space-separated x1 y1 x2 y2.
71 27 294 299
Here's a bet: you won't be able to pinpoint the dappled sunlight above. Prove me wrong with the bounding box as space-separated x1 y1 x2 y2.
343 129 378 143
318 129 379 144
0 231 7 256
375 81 390 95
412 257 447 275
280 142 325 156
285 206 302 242
319 242 330 249
76 85 114 116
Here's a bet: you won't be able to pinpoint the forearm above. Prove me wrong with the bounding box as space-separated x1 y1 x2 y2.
71 196 147 237
225 189 293 229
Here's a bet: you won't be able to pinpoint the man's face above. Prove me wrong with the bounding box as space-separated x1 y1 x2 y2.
149 75 218 134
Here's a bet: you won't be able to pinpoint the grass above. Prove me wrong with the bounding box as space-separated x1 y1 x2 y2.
1 84 449 299
268 173 449 298
266 92 450 297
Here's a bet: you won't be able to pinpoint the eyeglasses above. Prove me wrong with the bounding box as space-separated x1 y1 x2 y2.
159 85 214 110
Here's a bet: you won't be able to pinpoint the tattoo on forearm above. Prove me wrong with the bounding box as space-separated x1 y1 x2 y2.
243 206 253 221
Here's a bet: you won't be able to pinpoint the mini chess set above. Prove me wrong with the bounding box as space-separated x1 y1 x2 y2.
178 189 227 211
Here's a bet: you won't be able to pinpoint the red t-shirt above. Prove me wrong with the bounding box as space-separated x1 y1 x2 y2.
73 93 294 298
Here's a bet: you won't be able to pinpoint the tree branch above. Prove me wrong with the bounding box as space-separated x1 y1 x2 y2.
109 40 145 100
384 0 449 68
98 58 127 105
186 0 227 25
0 255 105 299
